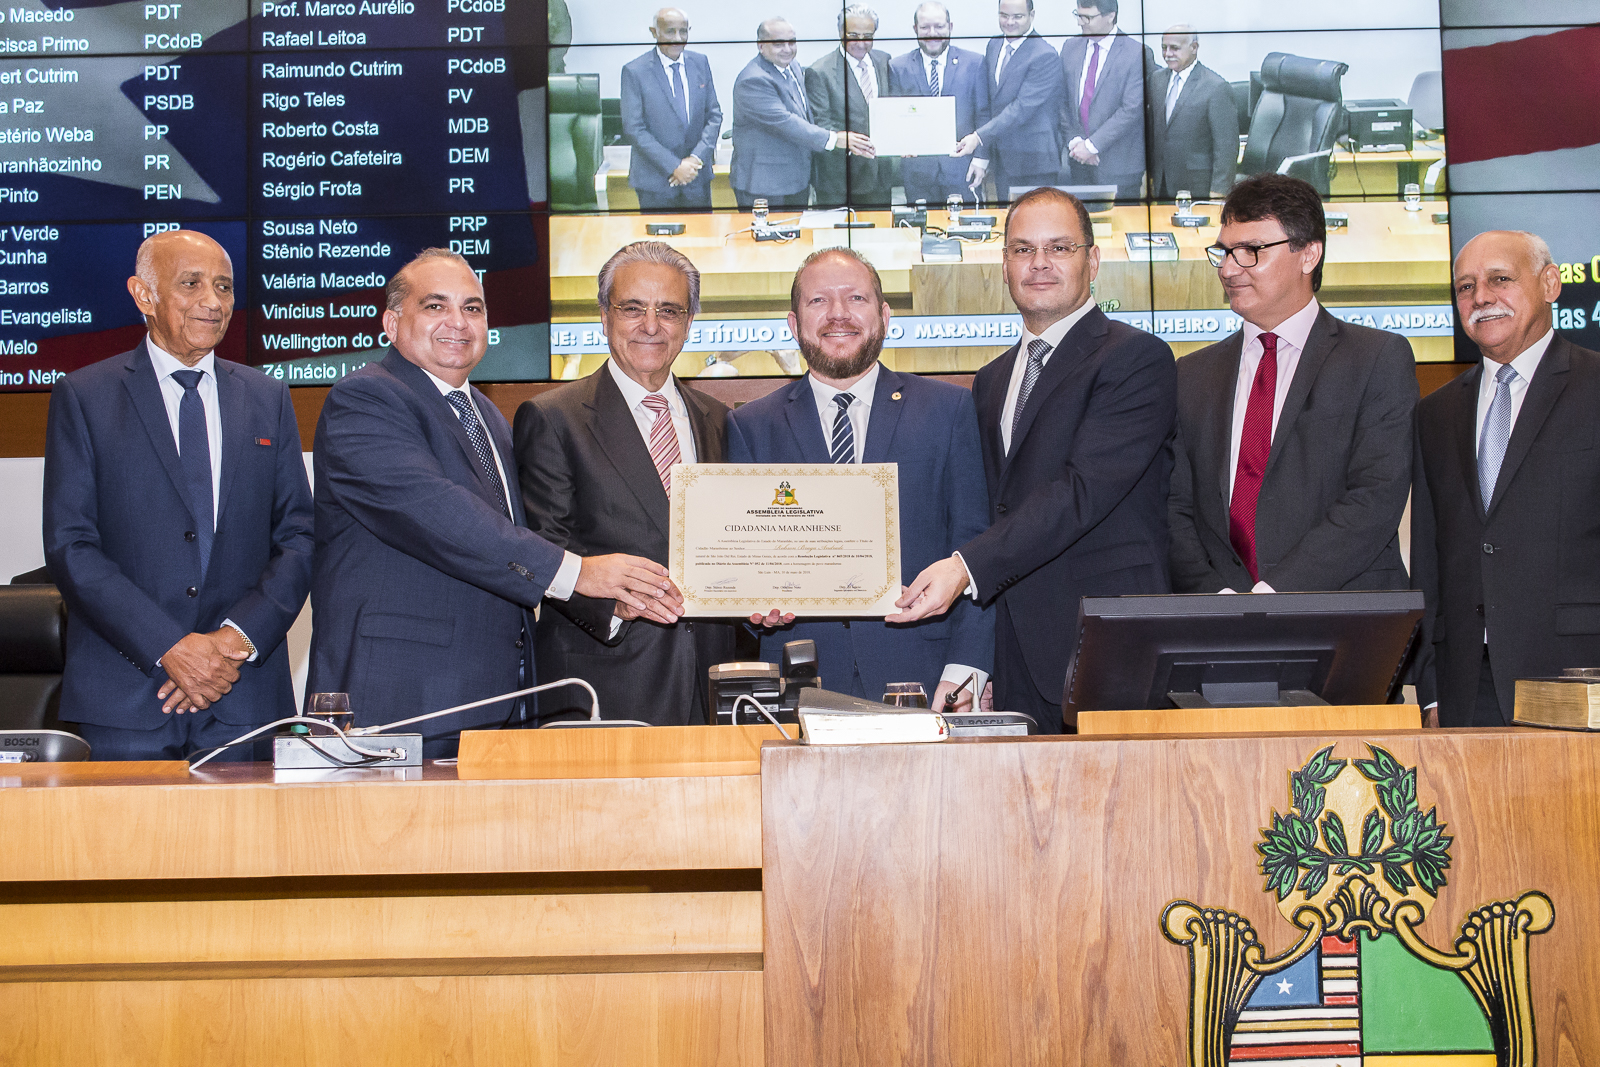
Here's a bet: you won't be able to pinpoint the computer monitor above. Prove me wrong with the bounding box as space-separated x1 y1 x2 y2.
1063 590 1424 716
1008 184 1118 212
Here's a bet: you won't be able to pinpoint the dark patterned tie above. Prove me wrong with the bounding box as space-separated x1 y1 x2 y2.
1229 332 1279 583
830 392 856 464
446 389 510 517
929 56 941 97
1009 338 1050 448
171 369 213 577
670 60 689 127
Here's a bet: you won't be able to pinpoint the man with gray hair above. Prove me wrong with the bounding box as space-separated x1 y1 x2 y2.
514 242 734 725
1146 24 1237 200
1412 228 1600 726
730 16 875 210
620 7 723 210
309 248 679 752
807 4 895 207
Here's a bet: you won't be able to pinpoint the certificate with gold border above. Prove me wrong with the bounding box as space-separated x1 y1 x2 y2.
668 463 901 617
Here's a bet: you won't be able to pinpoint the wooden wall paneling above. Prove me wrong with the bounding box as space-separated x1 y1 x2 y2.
761 732 1600 1067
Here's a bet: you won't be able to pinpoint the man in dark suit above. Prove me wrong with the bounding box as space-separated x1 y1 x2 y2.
1146 25 1237 200
730 16 875 210
1168 175 1417 597
514 243 734 725
888 1 991 207
1412 229 1600 727
894 188 1176 731
953 0 1061 202
729 247 993 709
1058 0 1154 203
620 7 723 211
42 230 313 759
807 5 895 208
309 249 678 753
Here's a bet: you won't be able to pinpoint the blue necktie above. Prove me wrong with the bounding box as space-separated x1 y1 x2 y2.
1477 363 1517 513
670 60 689 127
172 369 213 577
929 57 941 97
1009 338 1050 448
446 390 510 517
830 392 856 464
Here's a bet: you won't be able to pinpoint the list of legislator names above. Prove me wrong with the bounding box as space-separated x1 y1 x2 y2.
0 0 549 390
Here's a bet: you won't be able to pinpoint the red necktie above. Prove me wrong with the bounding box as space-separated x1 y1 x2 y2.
1229 332 1279 583
1079 41 1100 131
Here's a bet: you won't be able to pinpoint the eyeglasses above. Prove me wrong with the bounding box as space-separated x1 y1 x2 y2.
1205 239 1293 268
1004 240 1090 261
1074 10 1109 21
843 31 875 41
610 302 688 325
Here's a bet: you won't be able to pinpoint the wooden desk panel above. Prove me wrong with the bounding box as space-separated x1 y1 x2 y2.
762 731 1600 1067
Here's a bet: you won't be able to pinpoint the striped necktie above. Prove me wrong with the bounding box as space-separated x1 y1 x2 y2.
830 392 856 464
1009 338 1050 447
642 393 682 493
446 390 510 517
928 55 941 96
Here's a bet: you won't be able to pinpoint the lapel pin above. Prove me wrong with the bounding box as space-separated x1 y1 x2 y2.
891 391 902 401
255 437 273 446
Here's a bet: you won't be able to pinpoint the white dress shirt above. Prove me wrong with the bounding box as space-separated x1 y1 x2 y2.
1000 296 1096 455
807 362 985 697
146 339 253 657
656 48 693 129
418 365 580 601
1474 328 1553 453
808 361 880 464
607 358 698 464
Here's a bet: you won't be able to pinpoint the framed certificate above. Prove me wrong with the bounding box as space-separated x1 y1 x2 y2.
668 463 901 617
867 96 957 156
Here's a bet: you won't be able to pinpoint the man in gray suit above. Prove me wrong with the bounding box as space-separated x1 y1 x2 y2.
1169 175 1418 596
1146 25 1237 201
1058 0 1154 203
807 4 896 208
515 242 734 725
730 16 875 210
620 8 723 210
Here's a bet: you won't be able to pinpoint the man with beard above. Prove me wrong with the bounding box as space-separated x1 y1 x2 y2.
1412 229 1600 726
726 247 992 709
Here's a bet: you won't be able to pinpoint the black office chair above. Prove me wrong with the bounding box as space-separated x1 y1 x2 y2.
1238 53 1349 196
0 584 68 731
1229 80 1252 143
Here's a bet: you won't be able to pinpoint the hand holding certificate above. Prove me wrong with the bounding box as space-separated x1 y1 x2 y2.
868 96 957 157
668 463 902 617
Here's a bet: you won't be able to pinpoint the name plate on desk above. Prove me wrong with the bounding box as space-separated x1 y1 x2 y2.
669 463 900 617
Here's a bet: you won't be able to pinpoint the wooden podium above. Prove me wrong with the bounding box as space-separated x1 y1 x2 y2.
762 729 1600 1066
0 727 777 1066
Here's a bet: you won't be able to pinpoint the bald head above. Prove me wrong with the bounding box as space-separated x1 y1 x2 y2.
1453 230 1561 364
1162 24 1198 71
127 230 234 365
650 7 689 58
757 17 798 67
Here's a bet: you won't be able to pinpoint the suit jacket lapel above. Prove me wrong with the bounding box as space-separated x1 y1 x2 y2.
1206 333 1244 504
1452 363 1485 515
213 360 248 522
1008 309 1104 466
651 56 687 134
783 375 833 463
122 343 196 524
983 342 1018 476
861 366 904 463
587 367 670 537
382 348 501 510
1263 309 1336 480
680 377 723 462
1488 338 1571 516
1000 35 1032 96
473 385 523 524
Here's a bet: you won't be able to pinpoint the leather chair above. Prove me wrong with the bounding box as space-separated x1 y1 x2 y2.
549 73 603 211
0 585 68 731
1238 53 1349 196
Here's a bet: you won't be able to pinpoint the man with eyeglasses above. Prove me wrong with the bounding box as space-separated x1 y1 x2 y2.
893 187 1176 732
513 242 734 726
807 4 895 209
729 247 992 713
888 3 991 207
309 249 680 753
620 7 723 211
1168 174 1417 603
952 0 1061 204
730 16 875 211
1058 0 1155 204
